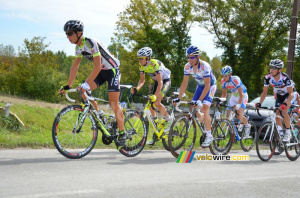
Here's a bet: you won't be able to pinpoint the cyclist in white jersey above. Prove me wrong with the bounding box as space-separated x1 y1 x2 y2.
172 45 217 148
59 20 126 148
256 59 294 142
220 65 251 137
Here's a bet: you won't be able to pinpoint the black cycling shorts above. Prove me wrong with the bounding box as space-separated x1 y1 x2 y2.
275 93 289 107
152 79 171 96
94 68 120 92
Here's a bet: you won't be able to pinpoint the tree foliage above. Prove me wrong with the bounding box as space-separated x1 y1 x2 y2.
195 0 292 98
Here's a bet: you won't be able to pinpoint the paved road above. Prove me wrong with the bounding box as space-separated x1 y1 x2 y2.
0 149 300 198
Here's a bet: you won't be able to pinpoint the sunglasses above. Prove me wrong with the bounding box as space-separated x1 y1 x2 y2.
222 74 230 77
138 57 147 61
269 66 279 70
66 32 74 36
187 56 197 60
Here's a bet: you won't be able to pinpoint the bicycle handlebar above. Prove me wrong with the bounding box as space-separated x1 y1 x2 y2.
65 88 109 103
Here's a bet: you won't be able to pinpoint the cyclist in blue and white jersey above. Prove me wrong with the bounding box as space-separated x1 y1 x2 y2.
59 20 126 148
256 59 294 142
220 65 251 137
289 80 300 126
172 45 217 147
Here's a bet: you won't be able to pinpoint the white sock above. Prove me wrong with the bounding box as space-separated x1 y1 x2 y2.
205 131 212 137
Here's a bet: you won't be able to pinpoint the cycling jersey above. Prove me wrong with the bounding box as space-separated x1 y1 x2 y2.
75 37 120 70
264 73 292 96
139 59 171 81
184 60 216 86
221 76 247 97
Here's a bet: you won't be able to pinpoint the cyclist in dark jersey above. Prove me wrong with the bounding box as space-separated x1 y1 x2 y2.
60 20 126 148
256 59 294 142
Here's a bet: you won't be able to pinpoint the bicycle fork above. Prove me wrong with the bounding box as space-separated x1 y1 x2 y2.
73 102 90 133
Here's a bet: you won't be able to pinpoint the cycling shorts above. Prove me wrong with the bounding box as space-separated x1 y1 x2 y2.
94 68 120 92
152 79 171 97
192 84 217 106
275 93 289 107
228 93 248 109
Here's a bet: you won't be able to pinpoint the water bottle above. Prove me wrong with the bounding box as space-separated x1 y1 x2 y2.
215 111 221 120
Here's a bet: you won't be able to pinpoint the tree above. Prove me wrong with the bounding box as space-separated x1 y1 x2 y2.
195 0 292 98
113 0 194 88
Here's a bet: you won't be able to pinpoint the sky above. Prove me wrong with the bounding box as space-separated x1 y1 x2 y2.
0 0 223 59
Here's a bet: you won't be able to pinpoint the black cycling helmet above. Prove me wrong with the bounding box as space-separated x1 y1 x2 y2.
64 20 84 32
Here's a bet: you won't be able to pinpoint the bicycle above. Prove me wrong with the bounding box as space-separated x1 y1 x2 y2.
131 93 186 151
168 97 234 158
52 85 147 159
255 105 300 161
211 103 257 154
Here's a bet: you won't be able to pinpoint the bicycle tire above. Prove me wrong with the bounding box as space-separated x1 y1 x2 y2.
119 110 148 157
209 118 234 155
285 125 300 161
52 105 98 159
240 121 257 152
256 122 276 162
168 114 197 158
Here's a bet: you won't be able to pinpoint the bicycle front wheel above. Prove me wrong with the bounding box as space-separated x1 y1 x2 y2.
240 121 257 152
168 114 197 158
52 105 98 159
285 125 300 161
210 118 234 155
256 122 276 162
119 110 148 157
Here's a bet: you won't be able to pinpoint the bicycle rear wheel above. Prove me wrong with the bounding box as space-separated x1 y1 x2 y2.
210 118 234 155
240 121 257 152
52 105 98 159
168 114 197 158
119 110 148 157
285 125 300 161
256 122 276 162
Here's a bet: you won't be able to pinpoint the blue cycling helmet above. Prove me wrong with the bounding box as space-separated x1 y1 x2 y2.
221 65 233 75
186 45 201 56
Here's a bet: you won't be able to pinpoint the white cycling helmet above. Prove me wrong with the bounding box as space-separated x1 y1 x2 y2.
137 47 153 57
269 59 284 69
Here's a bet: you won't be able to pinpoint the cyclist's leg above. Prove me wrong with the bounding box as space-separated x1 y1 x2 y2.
200 85 217 147
275 94 285 135
153 79 171 118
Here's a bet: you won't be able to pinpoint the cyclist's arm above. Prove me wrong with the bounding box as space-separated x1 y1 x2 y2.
199 77 210 101
137 73 146 91
237 87 244 105
179 75 189 99
154 73 163 96
286 86 294 104
67 57 82 87
221 88 227 98
86 55 101 86
259 86 269 104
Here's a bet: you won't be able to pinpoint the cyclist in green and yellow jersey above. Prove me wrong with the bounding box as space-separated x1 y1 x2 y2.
130 47 172 145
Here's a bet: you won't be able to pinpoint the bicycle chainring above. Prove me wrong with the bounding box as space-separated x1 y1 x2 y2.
200 133 206 145
102 135 113 145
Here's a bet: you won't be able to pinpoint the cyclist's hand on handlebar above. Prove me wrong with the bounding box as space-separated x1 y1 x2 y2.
172 98 180 106
255 103 261 109
234 104 241 110
149 94 157 102
130 87 137 95
59 85 71 95
78 82 90 92
279 102 287 110
192 100 203 108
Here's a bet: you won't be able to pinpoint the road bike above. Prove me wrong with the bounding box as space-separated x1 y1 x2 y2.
211 103 257 154
256 105 300 161
131 93 186 152
168 97 235 158
52 85 147 159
